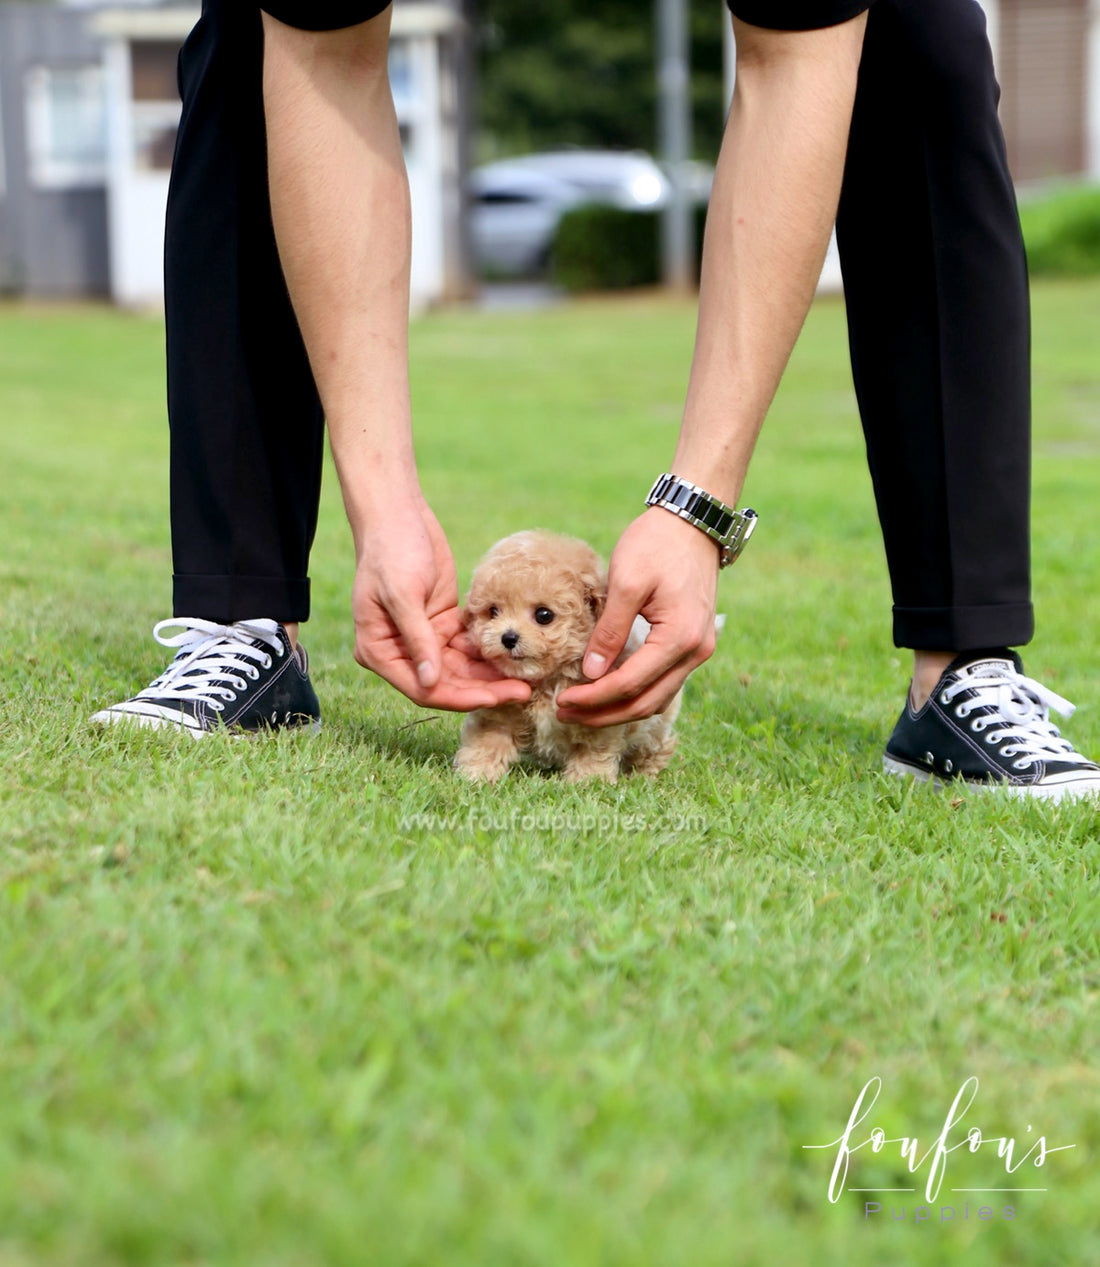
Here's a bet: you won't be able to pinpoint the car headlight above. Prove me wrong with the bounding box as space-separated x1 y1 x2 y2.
629 171 664 207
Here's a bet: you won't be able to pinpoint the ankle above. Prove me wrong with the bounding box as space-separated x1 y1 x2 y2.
282 622 299 651
910 650 956 710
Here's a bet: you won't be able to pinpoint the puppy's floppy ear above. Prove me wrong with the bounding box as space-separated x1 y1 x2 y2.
584 566 608 619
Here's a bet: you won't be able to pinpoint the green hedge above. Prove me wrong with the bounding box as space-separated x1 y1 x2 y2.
550 186 1100 291
1019 185 1100 277
550 204 708 292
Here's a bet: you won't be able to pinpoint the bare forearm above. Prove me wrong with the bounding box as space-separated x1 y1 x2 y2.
673 15 867 505
262 10 417 554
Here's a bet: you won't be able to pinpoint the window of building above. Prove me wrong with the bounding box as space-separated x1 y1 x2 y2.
24 64 108 190
1000 0 1088 180
130 41 182 172
130 40 178 102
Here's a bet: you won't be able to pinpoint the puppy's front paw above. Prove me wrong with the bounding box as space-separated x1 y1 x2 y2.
454 749 508 782
562 751 620 783
624 732 678 777
454 733 519 783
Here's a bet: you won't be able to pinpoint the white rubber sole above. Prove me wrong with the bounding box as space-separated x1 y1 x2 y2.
91 704 321 737
882 754 1100 802
91 703 207 735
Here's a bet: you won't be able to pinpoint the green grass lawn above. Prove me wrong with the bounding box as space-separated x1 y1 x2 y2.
1 283 1098 1266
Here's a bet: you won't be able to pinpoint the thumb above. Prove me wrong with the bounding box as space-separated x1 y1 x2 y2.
582 586 642 680
389 595 442 689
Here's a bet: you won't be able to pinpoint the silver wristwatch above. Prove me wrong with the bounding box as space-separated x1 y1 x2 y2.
645 473 758 568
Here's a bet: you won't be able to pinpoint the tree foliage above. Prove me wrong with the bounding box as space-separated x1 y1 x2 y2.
475 1 727 162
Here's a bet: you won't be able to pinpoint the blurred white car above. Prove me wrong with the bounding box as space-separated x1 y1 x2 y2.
469 150 673 277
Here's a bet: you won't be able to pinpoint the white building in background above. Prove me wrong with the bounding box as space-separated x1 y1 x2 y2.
719 0 1100 293
977 0 1100 183
0 0 472 305
94 6 183 308
722 0 1100 184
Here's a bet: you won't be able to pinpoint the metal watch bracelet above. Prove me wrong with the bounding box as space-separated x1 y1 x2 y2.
645 473 758 568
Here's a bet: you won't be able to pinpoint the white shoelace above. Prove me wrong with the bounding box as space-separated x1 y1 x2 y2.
942 660 1092 771
136 618 285 714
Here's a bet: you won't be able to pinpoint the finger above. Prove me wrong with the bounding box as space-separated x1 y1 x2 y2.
580 583 648 680
357 618 531 703
368 655 530 712
387 594 444 690
557 668 685 728
560 635 693 711
449 657 515 682
446 628 480 657
454 678 532 707
431 607 466 643
440 644 527 684
419 679 531 711
444 623 525 682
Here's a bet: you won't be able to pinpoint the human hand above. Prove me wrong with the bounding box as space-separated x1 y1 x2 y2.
351 499 532 711
556 509 720 727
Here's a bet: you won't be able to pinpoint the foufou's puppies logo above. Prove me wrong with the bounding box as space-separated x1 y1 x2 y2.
803 1077 1075 1217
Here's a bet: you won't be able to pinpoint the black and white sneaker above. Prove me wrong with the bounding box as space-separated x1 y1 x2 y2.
92 618 321 736
883 651 1100 800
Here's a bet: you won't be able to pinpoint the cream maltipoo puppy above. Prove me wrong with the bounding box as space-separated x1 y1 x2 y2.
454 531 681 783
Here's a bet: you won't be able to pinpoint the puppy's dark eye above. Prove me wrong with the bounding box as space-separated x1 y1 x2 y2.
488 606 499 619
534 607 555 626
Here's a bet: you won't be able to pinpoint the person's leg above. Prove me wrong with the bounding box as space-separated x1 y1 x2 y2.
94 0 395 734
261 8 519 713
839 0 1100 796
837 0 1033 708
166 0 326 627
168 0 398 626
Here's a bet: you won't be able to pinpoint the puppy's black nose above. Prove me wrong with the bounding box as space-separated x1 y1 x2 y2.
501 630 520 651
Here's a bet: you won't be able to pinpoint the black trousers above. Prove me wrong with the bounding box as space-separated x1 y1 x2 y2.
166 0 1034 650
165 0 388 623
837 0 1032 650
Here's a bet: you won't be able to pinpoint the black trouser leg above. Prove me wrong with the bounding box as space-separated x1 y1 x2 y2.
837 0 1033 652
165 0 324 624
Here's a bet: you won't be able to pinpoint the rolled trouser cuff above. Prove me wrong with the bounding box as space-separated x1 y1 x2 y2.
174 574 311 625
260 0 391 31
893 603 1034 652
